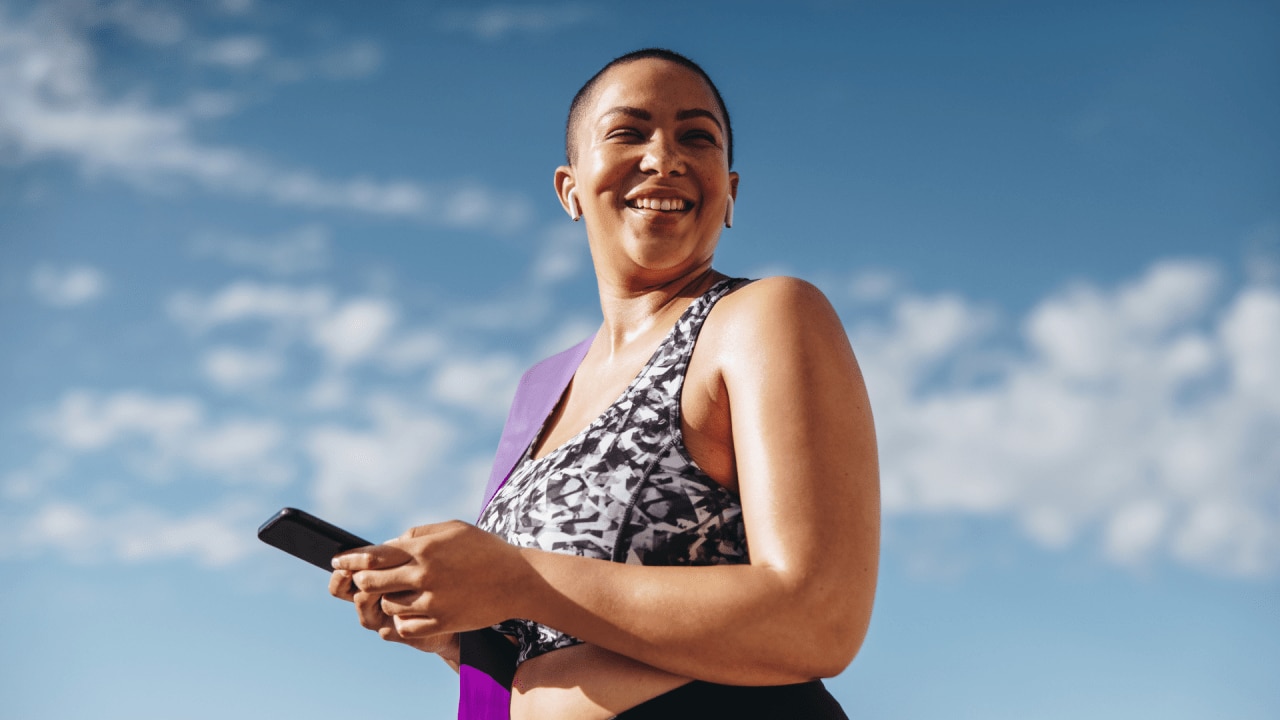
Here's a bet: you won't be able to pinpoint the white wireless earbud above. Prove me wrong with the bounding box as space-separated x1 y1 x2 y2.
567 189 582 221
724 195 734 228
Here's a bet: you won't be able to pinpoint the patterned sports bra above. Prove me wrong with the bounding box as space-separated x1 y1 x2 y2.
477 277 752 664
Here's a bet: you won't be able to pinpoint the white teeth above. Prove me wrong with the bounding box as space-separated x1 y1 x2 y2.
630 197 687 211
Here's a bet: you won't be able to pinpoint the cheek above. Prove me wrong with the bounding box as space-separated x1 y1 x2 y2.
581 147 637 193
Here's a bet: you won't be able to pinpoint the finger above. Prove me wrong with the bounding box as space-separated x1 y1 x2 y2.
332 543 413 571
393 614 442 638
380 590 429 615
354 591 388 631
328 570 356 601
352 564 424 595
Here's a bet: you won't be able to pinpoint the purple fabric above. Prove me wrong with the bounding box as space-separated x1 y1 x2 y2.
478 334 594 517
458 334 593 720
458 663 508 720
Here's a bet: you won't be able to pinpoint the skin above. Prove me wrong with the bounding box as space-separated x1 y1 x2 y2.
330 58 880 720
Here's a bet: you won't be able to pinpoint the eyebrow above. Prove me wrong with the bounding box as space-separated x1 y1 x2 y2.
675 108 723 130
599 106 723 131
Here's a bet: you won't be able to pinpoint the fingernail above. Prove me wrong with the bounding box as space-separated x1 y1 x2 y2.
331 557 344 569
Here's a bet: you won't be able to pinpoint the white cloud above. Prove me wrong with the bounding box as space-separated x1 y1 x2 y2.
194 35 268 68
184 419 291 484
88 0 187 46
440 3 595 40
32 389 291 484
306 397 458 523
849 269 899 303
429 353 523 418
216 0 256 16
535 316 598 359
203 346 284 390
167 282 332 332
1 451 68 500
11 501 257 566
316 39 382 79
306 372 351 411
380 329 446 372
36 390 203 451
310 297 398 367
29 264 107 306
0 4 531 231
1243 221 1280 285
191 224 330 275
532 224 588 286
857 258 1280 577
1219 287 1280 410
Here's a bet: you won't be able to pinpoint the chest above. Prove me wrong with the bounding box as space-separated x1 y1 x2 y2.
533 331 736 491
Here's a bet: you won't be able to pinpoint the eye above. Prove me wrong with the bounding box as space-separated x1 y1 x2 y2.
606 127 645 141
682 129 718 145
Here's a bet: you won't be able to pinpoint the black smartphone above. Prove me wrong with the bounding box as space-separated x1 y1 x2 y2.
257 507 373 571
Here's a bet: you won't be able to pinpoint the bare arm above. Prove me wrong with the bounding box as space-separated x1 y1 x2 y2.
341 278 879 683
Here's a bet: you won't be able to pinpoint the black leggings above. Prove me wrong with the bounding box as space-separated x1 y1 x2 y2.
612 680 849 719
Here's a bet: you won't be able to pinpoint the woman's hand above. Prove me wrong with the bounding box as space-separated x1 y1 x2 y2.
329 543 460 664
331 521 529 646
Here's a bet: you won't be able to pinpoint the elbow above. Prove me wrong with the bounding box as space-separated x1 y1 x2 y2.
788 577 875 679
798 615 869 679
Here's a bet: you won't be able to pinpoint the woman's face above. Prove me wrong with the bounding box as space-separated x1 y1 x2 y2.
560 58 738 286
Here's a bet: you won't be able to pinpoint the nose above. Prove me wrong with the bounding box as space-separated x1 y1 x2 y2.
638 132 685 176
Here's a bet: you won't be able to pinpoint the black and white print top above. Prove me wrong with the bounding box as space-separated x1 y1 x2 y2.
477 277 752 665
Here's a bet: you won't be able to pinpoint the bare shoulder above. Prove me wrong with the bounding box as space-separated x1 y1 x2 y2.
707 275 852 357
719 275 835 315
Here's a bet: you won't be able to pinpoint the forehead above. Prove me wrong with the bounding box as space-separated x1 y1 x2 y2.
586 58 723 124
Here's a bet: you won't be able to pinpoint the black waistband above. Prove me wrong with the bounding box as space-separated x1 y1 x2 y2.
612 679 848 719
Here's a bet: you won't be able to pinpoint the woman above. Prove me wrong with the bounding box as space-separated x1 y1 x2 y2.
330 48 879 719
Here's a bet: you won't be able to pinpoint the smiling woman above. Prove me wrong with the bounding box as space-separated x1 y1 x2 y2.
328 48 879 720
555 55 738 289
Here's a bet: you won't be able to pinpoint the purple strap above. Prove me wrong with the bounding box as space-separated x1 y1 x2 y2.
458 334 593 720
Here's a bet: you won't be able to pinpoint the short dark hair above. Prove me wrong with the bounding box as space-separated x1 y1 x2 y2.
564 48 734 169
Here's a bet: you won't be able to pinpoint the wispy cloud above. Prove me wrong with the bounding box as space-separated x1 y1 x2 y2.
11 501 259 566
531 223 589 287
1244 221 1280 285
428 353 523 419
857 259 1280 577
193 34 268 68
191 224 331 275
167 282 333 332
439 3 595 40
314 39 383 80
305 396 458 524
29 264 107 306
0 3 530 232
167 282 400 370
310 298 399 367
31 389 293 484
203 346 285 390
74 0 187 46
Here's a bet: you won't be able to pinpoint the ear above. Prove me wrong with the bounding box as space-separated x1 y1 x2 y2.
725 172 740 228
554 166 580 221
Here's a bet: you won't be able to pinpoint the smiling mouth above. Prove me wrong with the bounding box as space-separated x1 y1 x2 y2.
627 197 693 212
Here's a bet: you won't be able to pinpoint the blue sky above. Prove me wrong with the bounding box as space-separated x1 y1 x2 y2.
2 1 1278 718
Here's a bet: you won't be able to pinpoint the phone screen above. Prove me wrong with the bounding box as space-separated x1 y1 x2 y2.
257 507 373 570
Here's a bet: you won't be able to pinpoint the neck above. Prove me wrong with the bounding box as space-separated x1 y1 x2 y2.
592 263 723 357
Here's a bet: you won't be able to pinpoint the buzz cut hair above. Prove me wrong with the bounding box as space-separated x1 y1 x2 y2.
564 48 734 169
